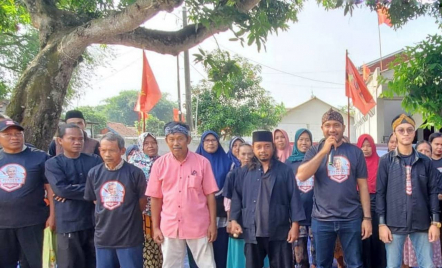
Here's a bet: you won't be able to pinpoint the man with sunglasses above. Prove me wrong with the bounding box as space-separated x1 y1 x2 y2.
377 114 440 267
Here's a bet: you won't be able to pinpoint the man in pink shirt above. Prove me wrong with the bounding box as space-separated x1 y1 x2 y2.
146 122 219 268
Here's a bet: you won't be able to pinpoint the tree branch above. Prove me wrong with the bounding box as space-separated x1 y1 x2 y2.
97 23 230 56
237 0 260 13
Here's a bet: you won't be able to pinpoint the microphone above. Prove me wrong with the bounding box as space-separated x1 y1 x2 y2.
328 145 335 165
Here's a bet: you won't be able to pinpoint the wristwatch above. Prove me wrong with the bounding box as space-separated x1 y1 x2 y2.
431 222 441 228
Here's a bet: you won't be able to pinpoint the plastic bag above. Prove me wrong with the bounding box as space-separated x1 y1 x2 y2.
42 227 57 268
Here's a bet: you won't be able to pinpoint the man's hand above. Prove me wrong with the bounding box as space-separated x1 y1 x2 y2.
226 221 232 234
153 227 164 244
287 225 299 243
429 225 440 243
379 225 393 243
361 219 372 240
231 220 243 238
207 222 217 243
46 214 55 231
320 136 339 155
438 194 442 201
53 194 66 203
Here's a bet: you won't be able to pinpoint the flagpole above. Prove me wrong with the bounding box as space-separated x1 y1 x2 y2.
142 112 146 133
346 50 350 141
377 13 384 72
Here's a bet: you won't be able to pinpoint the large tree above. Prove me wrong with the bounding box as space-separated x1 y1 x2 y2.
192 51 285 138
1 0 440 149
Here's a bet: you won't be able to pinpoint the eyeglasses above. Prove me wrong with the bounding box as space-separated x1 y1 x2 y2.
396 128 415 135
0 132 23 139
204 139 218 144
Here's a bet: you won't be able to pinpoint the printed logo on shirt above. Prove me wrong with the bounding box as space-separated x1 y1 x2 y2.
296 176 314 193
327 156 350 183
0 164 27 192
406 166 412 195
100 181 125 210
438 167 442 173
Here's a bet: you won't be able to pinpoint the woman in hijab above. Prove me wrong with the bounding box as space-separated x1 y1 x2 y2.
226 136 245 169
286 129 315 268
357 134 386 268
128 132 162 268
195 130 232 268
273 129 292 162
387 133 397 152
125 144 139 161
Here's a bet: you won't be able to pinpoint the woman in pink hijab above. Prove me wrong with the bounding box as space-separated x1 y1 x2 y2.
273 129 292 162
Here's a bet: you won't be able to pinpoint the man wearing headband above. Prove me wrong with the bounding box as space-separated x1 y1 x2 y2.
146 122 219 268
230 130 305 268
377 114 440 267
297 108 371 268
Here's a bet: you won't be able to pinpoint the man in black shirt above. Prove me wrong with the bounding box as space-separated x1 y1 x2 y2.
45 124 102 268
85 133 146 268
48 110 100 157
0 120 55 268
230 130 305 268
377 114 440 267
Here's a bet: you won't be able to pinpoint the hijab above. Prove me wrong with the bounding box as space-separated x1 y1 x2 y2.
357 134 379 187
227 136 245 169
273 129 292 162
196 131 232 189
287 128 312 163
125 144 139 158
128 132 159 179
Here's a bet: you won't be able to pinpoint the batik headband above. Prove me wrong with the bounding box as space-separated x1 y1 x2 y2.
322 108 344 125
164 124 190 136
392 114 415 130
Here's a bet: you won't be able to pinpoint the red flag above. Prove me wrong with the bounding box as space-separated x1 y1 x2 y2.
134 51 162 114
362 64 371 81
346 53 376 116
173 108 179 122
377 6 392 27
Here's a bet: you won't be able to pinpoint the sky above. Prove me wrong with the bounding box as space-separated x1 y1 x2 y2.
74 1 441 111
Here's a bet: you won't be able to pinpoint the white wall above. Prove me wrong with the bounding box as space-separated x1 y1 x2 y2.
277 98 355 142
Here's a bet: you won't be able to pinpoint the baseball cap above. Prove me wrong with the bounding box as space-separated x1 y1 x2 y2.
0 120 24 132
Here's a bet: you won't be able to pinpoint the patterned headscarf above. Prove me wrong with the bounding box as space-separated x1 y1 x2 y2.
128 132 159 179
227 136 245 169
392 114 415 130
322 108 344 125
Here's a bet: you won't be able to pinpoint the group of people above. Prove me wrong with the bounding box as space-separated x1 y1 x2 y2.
0 108 441 268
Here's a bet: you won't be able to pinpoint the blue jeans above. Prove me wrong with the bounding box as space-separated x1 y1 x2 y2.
385 232 433 268
95 245 143 268
312 218 362 268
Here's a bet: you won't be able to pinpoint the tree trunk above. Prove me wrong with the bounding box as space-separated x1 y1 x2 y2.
6 42 84 151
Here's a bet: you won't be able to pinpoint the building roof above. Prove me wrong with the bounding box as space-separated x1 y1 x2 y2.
106 122 138 137
362 49 405 73
285 96 354 118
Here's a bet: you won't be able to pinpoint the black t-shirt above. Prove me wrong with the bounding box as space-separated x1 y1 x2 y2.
45 153 102 233
84 162 146 248
391 154 421 234
0 147 49 228
286 160 314 226
432 158 442 172
303 143 368 221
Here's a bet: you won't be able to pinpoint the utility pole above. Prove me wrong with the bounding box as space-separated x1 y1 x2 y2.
176 55 182 121
183 7 193 130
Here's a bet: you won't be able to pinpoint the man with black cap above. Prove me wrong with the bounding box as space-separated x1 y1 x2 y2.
48 110 100 157
377 114 440 267
230 130 305 268
0 120 55 268
297 108 371 268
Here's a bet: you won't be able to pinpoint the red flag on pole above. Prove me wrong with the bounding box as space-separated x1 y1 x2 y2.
346 53 376 116
134 51 162 114
362 64 371 81
377 6 392 27
173 108 180 122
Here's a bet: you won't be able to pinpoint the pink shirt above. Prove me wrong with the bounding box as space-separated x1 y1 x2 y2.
146 151 219 239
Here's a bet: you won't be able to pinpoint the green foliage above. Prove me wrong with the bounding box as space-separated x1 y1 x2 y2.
0 0 30 33
98 90 177 127
192 52 285 138
134 116 166 137
382 34 442 129
74 106 108 135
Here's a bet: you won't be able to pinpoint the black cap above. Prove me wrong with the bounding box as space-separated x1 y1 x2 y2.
0 120 24 132
65 110 85 122
252 130 273 143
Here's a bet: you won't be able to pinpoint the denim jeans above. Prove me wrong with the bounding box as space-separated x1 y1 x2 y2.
312 218 362 268
385 232 433 268
95 244 143 268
